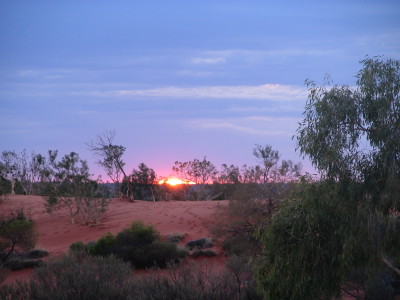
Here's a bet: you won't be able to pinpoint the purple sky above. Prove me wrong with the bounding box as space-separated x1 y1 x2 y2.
1 1 399 179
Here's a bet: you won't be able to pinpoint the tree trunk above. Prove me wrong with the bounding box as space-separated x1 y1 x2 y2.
10 180 16 195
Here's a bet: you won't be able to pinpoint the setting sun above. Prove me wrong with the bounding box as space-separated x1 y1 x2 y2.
158 177 195 186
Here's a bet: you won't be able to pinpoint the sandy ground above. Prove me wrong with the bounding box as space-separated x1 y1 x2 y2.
1 195 228 285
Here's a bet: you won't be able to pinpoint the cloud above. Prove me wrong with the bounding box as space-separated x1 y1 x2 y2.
202 48 340 60
15 68 83 80
190 57 226 64
177 70 214 77
83 84 307 101
189 115 300 137
229 105 304 113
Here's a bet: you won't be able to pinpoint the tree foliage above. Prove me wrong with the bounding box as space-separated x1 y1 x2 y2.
172 157 219 201
129 163 157 201
257 57 400 299
0 207 38 262
43 151 110 225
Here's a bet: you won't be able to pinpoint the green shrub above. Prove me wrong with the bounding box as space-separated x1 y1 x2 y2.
0 212 38 262
86 221 188 269
69 241 88 253
118 221 160 245
88 232 115 256
128 242 188 268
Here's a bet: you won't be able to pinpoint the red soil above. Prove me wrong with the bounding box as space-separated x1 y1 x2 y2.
1 195 228 285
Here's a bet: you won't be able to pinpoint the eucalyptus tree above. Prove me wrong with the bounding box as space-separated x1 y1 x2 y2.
256 57 400 299
0 151 20 195
44 151 109 224
88 131 132 201
172 157 219 200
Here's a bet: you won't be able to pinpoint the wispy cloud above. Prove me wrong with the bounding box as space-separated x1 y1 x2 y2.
229 105 304 113
15 68 81 80
82 84 307 101
202 48 341 60
189 115 301 137
190 57 226 64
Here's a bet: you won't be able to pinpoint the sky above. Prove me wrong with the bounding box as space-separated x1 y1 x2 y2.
1 0 399 179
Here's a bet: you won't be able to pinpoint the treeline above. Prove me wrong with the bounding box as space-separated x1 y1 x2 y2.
0 143 302 202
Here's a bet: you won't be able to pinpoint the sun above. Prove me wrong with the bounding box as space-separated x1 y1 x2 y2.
158 177 195 186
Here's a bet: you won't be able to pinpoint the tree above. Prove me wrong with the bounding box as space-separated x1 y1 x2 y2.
0 151 20 195
172 157 219 201
18 150 47 195
88 131 133 201
130 163 157 201
43 151 110 225
219 164 241 184
257 57 400 299
0 208 38 262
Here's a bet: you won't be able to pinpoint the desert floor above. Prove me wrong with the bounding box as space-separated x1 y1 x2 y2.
1 195 228 285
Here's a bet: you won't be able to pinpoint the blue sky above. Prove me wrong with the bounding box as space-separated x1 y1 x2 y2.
1 0 399 178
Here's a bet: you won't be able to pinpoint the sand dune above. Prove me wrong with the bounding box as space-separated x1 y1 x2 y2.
1 195 227 285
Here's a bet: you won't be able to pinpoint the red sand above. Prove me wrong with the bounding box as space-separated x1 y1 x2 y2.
1 195 228 285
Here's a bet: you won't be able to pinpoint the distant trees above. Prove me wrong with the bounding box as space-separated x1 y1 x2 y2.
0 150 47 195
256 57 400 299
172 157 219 201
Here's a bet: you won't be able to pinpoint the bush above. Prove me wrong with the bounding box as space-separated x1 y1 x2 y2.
4 258 43 271
0 263 8 284
191 249 217 258
0 207 38 262
26 249 49 259
6 253 135 300
0 281 30 300
134 261 262 300
88 232 116 256
69 241 88 253
0 257 263 300
166 232 186 243
185 238 214 250
87 221 188 269
116 221 160 247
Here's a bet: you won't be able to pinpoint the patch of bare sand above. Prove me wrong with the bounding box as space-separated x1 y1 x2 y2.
1 195 228 285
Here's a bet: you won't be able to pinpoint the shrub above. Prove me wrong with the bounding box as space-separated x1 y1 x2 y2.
0 281 30 300
0 263 8 284
185 238 214 250
191 249 217 258
0 256 263 300
134 261 262 300
4 258 43 271
0 208 38 262
88 232 115 256
87 221 188 269
31 253 134 299
127 242 188 269
26 249 49 259
166 232 186 243
69 241 88 253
